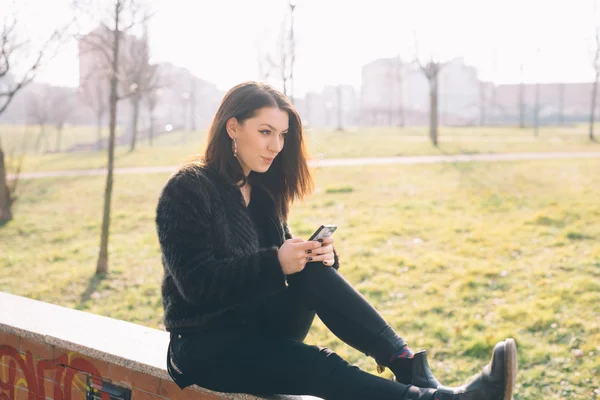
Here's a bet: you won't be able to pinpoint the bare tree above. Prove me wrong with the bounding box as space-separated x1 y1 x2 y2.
336 85 343 131
51 87 74 152
589 1 600 141
120 19 159 152
27 86 53 153
519 63 526 128
489 48 498 125
534 80 540 137
287 0 296 104
188 76 197 132
0 15 68 222
534 48 541 137
74 0 152 274
0 140 24 224
479 81 487 126
144 87 159 146
256 41 278 83
414 33 444 147
256 3 296 101
394 56 405 127
558 82 565 125
80 71 109 150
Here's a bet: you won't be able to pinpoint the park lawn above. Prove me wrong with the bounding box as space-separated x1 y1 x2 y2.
1 124 599 173
1 158 599 399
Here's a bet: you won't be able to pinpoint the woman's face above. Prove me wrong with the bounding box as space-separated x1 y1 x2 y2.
226 106 289 177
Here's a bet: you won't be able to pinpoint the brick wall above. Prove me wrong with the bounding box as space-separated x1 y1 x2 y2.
0 330 221 400
0 293 318 400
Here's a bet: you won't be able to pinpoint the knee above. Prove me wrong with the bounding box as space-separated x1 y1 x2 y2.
312 347 355 379
291 261 336 284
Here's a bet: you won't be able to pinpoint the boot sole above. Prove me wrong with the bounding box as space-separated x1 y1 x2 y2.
503 338 518 400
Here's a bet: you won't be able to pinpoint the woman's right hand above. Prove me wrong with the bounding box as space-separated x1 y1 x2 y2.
277 238 323 275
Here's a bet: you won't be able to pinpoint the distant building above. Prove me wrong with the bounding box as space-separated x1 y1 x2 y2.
152 62 223 131
77 26 224 136
361 56 494 126
493 82 595 125
295 85 357 129
360 57 407 126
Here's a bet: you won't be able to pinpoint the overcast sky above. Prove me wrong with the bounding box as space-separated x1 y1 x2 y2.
3 0 598 95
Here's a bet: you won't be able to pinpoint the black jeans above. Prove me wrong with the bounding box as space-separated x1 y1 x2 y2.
169 262 417 400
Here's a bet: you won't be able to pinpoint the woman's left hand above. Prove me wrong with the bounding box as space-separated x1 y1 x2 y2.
306 237 335 267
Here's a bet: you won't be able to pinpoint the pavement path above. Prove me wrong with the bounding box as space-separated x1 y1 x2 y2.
9 151 600 180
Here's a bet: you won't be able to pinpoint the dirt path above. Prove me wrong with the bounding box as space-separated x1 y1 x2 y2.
11 151 600 180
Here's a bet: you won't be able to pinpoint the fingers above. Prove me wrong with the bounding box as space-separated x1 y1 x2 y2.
305 253 335 266
305 244 333 260
310 244 332 255
297 240 323 251
314 237 334 246
294 239 335 267
298 237 335 250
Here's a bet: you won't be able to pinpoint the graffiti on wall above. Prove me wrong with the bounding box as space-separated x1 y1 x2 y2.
0 344 110 400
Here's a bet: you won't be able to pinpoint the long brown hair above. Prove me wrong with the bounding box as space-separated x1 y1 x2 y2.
186 81 313 221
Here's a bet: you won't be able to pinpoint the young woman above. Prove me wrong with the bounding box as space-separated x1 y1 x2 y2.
155 81 518 400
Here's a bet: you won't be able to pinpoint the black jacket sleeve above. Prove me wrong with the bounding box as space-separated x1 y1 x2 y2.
283 222 341 270
156 171 288 308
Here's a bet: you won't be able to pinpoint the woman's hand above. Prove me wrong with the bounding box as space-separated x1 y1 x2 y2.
313 237 335 267
277 237 336 275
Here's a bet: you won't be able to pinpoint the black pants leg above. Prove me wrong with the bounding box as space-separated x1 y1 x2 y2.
285 262 408 367
171 331 421 400
171 263 421 399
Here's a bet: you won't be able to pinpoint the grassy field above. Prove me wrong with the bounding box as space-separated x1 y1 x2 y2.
0 124 599 173
1 157 599 399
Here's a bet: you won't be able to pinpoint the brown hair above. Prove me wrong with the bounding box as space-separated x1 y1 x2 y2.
186 81 313 221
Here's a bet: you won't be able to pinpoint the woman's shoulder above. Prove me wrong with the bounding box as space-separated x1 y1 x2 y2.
158 162 219 206
168 161 220 187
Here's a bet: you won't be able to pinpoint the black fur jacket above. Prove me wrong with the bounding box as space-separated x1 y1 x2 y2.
155 163 340 332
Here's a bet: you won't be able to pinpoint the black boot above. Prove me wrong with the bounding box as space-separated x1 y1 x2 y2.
390 351 442 388
431 338 518 400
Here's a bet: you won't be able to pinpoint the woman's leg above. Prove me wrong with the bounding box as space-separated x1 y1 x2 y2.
286 262 410 371
261 263 517 400
169 330 433 400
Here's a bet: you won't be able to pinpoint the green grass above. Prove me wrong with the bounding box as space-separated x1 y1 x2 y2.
1 124 599 173
1 158 599 399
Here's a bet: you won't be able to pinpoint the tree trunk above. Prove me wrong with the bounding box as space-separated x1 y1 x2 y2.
189 91 196 132
558 83 564 126
479 82 486 127
429 78 439 147
96 11 121 276
337 86 343 131
490 86 497 125
55 125 63 152
519 66 525 128
34 125 45 153
0 146 12 223
44 129 50 153
96 113 103 151
148 111 154 146
534 82 540 137
590 72 599 141
129 96 140 152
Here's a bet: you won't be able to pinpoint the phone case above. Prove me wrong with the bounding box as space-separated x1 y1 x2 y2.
308 224 337 241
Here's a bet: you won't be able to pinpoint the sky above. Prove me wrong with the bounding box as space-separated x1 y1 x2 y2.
2 0 598 96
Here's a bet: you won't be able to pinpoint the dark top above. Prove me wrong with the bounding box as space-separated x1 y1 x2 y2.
247 193 268 248
155 163 340 332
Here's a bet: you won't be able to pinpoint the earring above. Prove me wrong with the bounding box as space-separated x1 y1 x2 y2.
232 138 238 157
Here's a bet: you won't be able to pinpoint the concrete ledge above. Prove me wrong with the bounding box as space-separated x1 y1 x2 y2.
0 292 322 400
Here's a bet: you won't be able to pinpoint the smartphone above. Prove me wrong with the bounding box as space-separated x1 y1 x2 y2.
308 224 337 241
